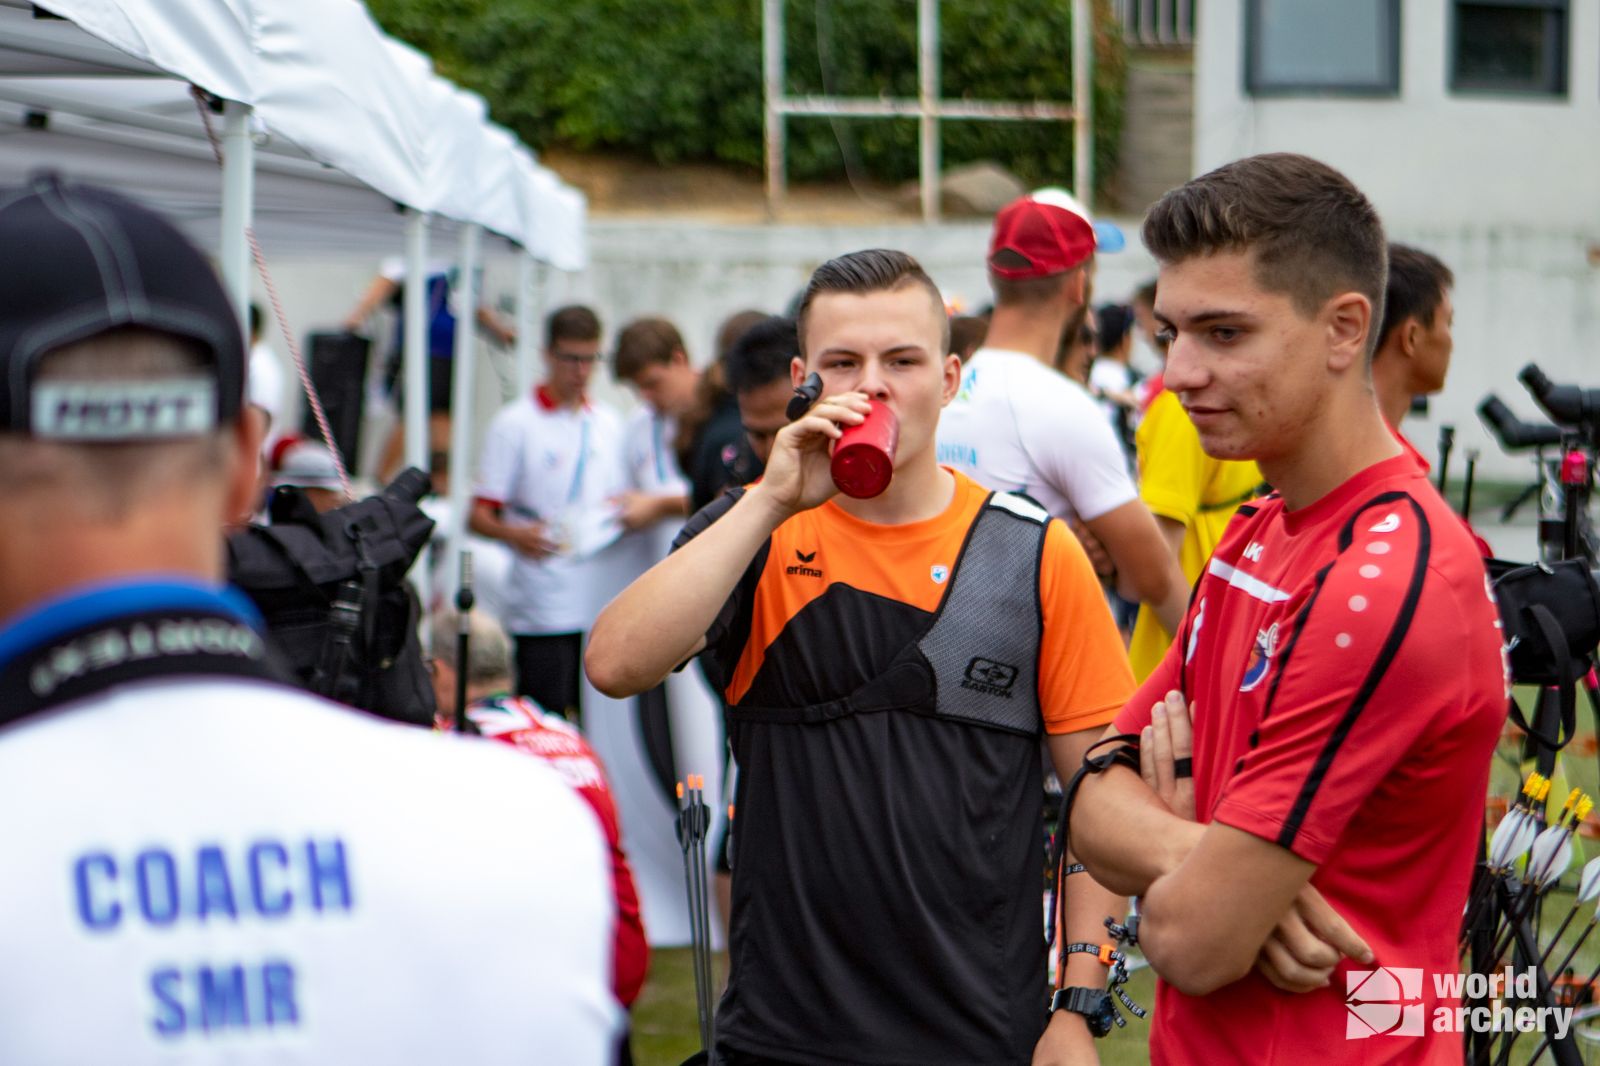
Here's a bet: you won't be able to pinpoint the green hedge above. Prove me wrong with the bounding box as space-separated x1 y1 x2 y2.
368 0 1127 202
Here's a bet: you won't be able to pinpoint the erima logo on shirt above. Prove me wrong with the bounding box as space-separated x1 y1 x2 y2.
786 550 822 578
961 657 1018 698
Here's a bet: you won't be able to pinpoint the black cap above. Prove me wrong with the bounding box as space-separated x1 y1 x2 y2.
0 173 245 439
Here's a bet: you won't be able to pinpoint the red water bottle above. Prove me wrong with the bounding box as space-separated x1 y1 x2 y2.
831 400 899 499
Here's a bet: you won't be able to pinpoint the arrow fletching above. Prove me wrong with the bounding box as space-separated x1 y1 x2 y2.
1491 808 1529 869
1529 824 1568 884
1579 856 1600 903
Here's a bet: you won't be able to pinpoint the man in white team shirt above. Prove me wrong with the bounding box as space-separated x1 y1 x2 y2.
0 175 618 1065
611 315 697 560
938 189 1189 636
470 305 627 723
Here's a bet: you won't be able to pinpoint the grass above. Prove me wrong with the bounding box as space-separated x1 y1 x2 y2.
632 687 1600 1066
631 949 1159 1066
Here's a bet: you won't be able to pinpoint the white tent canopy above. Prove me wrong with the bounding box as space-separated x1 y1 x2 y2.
3 0 586 269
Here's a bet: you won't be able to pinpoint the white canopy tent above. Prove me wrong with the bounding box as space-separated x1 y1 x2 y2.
3 0 583 586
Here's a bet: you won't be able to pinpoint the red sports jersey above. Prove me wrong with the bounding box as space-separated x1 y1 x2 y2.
467 695 650 1007
1117 453 1507 1064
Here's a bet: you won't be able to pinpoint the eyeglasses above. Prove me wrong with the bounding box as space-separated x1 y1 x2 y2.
550 351 599 366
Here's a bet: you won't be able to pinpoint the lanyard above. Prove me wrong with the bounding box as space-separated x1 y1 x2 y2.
567 416 590 507
652 414 668 484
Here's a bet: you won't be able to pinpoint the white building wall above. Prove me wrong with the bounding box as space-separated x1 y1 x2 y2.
1193 0 1600 481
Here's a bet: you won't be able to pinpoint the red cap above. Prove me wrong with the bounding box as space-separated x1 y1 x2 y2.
987 187 1099 279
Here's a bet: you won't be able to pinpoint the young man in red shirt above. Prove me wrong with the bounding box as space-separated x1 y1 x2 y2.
1071 154 1508 1064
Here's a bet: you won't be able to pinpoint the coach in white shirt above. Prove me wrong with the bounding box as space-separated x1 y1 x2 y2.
0 175 618 1065
938 189 1189 636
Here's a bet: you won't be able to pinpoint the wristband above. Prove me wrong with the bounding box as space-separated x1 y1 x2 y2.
1050 986 1119 1037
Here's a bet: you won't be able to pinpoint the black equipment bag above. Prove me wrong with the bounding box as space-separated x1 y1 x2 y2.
301 331 369 468
1488 558 1600 761
227 468 436 726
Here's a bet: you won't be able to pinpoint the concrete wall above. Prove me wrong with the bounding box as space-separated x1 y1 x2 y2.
254 222 1167 478
1191 0 1600 480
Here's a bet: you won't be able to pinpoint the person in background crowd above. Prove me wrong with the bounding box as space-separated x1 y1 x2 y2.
344 254 517 482
1371 243 1455 468
611 316 695 540
470 305 624 724
268 436 347 515
722 314 800 470
1072 153 1505 1066
429 611 649 1019
0 174 617 1064
1053 307 1098 386
1089 302 1141 442
939 189 1190 644
674 310 768 512
949 313 988 363
1130 278 1166 411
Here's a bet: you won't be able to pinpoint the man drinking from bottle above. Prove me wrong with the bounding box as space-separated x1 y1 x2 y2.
587 249 1137 1065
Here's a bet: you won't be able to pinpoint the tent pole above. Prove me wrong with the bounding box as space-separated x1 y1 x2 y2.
444 222 483 608
515 252 538 398
218 100 254 332
403 210 431 475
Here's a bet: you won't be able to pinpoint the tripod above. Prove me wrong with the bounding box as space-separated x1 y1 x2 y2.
1466 364 1600 1065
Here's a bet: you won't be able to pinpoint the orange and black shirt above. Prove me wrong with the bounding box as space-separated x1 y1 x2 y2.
675 470 1132 1065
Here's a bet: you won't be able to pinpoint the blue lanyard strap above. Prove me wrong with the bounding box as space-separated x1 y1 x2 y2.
567 416 590 506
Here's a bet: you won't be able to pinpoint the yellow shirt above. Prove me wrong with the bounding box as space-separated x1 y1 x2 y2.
1128 389 1263 678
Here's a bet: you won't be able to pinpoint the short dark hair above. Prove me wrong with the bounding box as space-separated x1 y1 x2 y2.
1376 244 1455 352
249 303 263 341
546 304 601 348
715 309 769 361
949 315 988 360
723 315 798 395
1096 303 1134 353
795 248 949 354
1142 153 1387 353
990 268 1083 310
612 316 685 381
1133 279 1158 308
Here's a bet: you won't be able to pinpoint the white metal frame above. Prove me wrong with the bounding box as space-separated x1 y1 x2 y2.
763 0 1095 220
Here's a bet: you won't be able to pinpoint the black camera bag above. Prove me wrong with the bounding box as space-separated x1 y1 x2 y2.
226 468 436 726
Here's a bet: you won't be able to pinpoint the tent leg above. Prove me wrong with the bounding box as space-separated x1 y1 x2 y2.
515 253 538 399
444 223 483 608
219 100 254 332
403 210 431 475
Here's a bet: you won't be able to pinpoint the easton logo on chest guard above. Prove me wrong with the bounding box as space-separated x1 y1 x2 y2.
961 657 1019 698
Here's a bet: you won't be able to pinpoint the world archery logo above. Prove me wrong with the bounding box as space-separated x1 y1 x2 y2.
1346 967 1425 1038
786 550 823 578
1239 621 1280 692
962 657 1019 699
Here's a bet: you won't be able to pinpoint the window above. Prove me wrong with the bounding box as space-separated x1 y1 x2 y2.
1452 0 1568 96
1245 0 1401 96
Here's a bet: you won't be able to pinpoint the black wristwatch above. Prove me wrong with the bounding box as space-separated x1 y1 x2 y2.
1050 986 1117 1038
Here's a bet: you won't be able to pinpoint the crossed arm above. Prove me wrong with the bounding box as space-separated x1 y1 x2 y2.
1069 694 1371 997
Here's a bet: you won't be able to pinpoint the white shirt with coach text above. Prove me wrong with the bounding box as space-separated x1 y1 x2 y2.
0 678 620 1064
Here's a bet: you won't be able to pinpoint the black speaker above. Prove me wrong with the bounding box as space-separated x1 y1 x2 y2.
301 331 369 469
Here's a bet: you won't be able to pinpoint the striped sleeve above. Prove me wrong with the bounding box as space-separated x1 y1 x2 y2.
1210 491 1451 863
